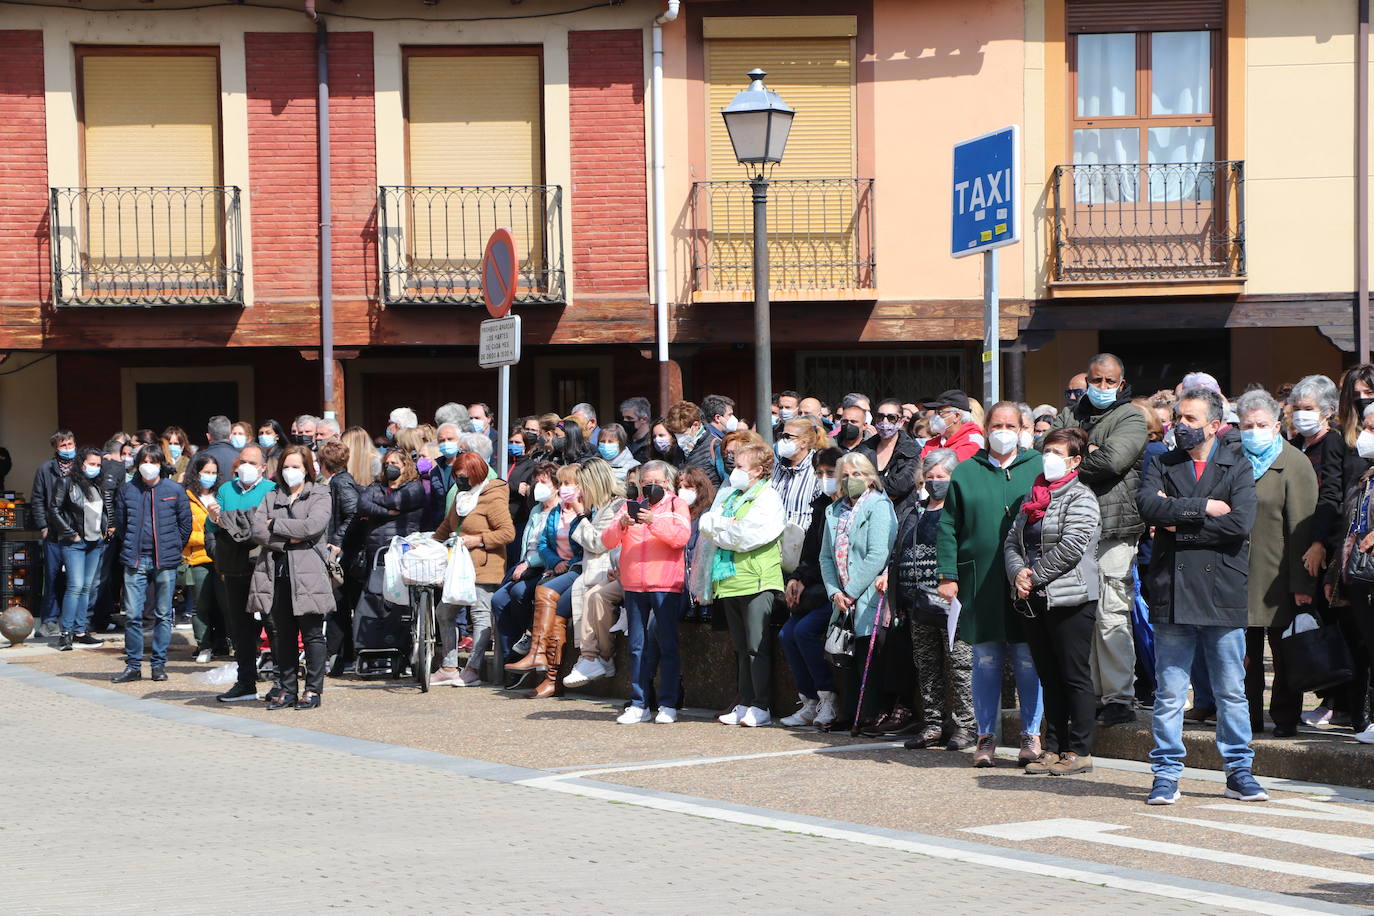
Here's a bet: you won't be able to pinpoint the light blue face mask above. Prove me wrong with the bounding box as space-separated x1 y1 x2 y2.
199 472 218 490
438 441 460 458
1086 385 1118 409
169 445 183 460
258 434 277 449
598 443 620 460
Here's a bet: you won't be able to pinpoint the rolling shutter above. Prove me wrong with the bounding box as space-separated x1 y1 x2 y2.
406 54 544 272
1066 0 1224 33
81 54 221 267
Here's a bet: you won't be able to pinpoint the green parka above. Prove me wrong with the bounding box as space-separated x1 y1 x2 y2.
1056 390 1147 540
936 448 1043 645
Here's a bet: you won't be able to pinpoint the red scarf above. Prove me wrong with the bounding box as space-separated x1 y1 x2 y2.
1020 470 1079 524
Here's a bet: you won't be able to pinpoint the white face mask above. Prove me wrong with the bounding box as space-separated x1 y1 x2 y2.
533 482 554 503
138 462 161 482
821 476 838 496
929 414 948 436
653 436 673 453
678 487 697 507
776 438 798 460
281 467 306 488
723 415 739 432
988 428 1019 455
1292 409 1323 436
1358 430 1374 460
675 428 700 453
1019 430 1034 450
916 486 929 502
237 463 261 486
1042 452 1070 482
728 468 752 490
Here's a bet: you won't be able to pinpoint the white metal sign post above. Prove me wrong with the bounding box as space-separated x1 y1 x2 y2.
481 228 520 480
952 126 1020 407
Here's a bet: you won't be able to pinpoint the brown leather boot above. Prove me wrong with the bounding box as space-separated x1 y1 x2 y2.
506 586 557 672
526 614 567 699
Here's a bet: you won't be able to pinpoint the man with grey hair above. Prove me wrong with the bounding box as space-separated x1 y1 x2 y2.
201 415 240 486
387 407 418 441
314 417 340 444
919 390 983 462
570 402 600 446
468 402 501 459
620 396 652 461
1057 352 1148 727
291 415 319 448
435 402 469 429
459 431 493 464
1137 386 1261 805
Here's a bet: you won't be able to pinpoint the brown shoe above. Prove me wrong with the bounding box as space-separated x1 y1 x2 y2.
524 614 568 699
1017 734 1042 768
1024 751 1060 775
1049 752 1094 776
972 734 996 767
1183 706 1216 724
506 586 557 672
903 725 944 749
945 727 976 751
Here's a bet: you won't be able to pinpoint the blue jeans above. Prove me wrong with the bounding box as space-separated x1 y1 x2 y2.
1151 623 1252 780
778 605 835 698
972 641 1043 736
493 575 538 659
625 590 684 710
540 569 579 619
1190 649 1215 709
40 538 64 622
58 540 105 636
122 557 177 668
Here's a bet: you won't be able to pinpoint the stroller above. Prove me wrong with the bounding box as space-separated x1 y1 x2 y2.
353 549 413 679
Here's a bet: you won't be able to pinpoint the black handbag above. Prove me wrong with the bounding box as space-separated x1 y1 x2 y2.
824 607 856 668
1346 538 1374 585
1279 613 1354 694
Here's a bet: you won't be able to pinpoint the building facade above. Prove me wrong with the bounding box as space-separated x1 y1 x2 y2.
0 0 1367 483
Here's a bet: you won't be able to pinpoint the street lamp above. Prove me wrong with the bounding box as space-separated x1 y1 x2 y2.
721 68 793 445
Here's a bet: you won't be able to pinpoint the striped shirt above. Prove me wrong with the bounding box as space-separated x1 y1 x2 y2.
772 458 820 529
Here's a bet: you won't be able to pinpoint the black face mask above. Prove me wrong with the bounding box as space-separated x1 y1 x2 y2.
522 431 539 449
1357 397 1374 421
839 422 862 445
624 483 640 501
1174 422 1208 452
383 464 401 482
643 484 665 505
291 434 312 447
453 476 472 492
552 436 568 454
723 452 736 473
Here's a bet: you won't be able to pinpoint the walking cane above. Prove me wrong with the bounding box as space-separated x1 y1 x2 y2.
851 594 888 738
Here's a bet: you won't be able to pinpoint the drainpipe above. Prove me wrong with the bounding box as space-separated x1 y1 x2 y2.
309 1 337 420
1358 0 1370 363
651 0 680 414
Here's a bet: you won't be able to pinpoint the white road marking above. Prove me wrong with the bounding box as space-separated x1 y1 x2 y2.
1199 800 1374 826
1141 813 1374 857
515 786 1323 916
542 741 906 778
964 818 1374 885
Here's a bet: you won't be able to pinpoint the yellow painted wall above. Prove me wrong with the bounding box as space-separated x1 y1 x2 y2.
0 357 60 497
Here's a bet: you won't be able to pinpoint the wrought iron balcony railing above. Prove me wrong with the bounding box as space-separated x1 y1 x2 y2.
378 185 564 306
690 178 876 298
1050 161 1245 283
50 186 243 306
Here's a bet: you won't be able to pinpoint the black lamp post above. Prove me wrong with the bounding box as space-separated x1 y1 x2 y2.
721 69 793 445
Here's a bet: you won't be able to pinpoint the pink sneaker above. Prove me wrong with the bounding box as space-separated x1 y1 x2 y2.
432 668 460 686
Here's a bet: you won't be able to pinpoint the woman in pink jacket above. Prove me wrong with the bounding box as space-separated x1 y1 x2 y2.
603 460 692 724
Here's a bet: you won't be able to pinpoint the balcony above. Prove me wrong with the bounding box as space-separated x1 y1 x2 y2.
1050 161 1245 288
378 185 564 307
49 186 243 307
690 178 876 302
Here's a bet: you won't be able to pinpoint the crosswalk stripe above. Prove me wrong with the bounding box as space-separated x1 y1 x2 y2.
1198 801 1374 827
1140 813 1374 857
965 818 1374 885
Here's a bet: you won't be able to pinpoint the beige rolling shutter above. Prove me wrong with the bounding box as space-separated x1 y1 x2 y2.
406 54 543 272
706 36 856 290
81 55 221 271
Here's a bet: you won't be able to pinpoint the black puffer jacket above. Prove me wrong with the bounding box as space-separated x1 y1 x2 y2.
352 479 425 578
1057 388 1147 540
327 471 359 549
859 431 922 506
50 475 115 542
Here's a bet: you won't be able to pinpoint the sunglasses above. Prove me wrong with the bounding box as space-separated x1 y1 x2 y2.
876 412 901 423
1065 388 1086 399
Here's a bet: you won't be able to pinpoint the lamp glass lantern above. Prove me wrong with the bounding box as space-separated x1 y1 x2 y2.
721 69 794 173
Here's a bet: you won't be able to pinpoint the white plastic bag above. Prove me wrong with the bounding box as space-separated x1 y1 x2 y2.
382 536 409 605
1284 613 1319 638
400 537 448 586
441 541 477 606
192 663 239 686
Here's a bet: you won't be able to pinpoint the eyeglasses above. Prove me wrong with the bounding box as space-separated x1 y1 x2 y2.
875 412 901 423
1065 388 1086 399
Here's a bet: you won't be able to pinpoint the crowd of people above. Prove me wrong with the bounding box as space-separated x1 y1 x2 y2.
21 361 1374 805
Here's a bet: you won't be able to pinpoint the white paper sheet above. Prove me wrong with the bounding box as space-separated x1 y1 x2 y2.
947 597 962 651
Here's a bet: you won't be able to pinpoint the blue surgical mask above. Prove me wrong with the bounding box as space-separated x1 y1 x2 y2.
438 441 460 458
198 472 218 490
83 465 101 479
508 442 525 459
598 443 620 460
258 434 277 449
1241 427 1276 456
229 434 248 450
57 448 75 460
386 427 396 440
1086 385 1118 409
470 418 485 433
169 445 183 460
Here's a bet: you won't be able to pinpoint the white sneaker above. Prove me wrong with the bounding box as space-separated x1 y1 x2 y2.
453 668 480 687
1302 706 1333 727
564 657 604 688
654 707 678 724
814 690 838 728
195 649 213 664
740 706 772 727
600 659 616 680
1356 725 1374 745
718 704 747 725
780 695 818 727
617 705 652 725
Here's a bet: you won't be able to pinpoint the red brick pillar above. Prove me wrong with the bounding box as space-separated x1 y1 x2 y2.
0 30 49 320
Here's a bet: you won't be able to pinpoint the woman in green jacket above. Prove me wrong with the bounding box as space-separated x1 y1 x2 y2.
699 442 786 727
936 401 1045 767
821 452 898 728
